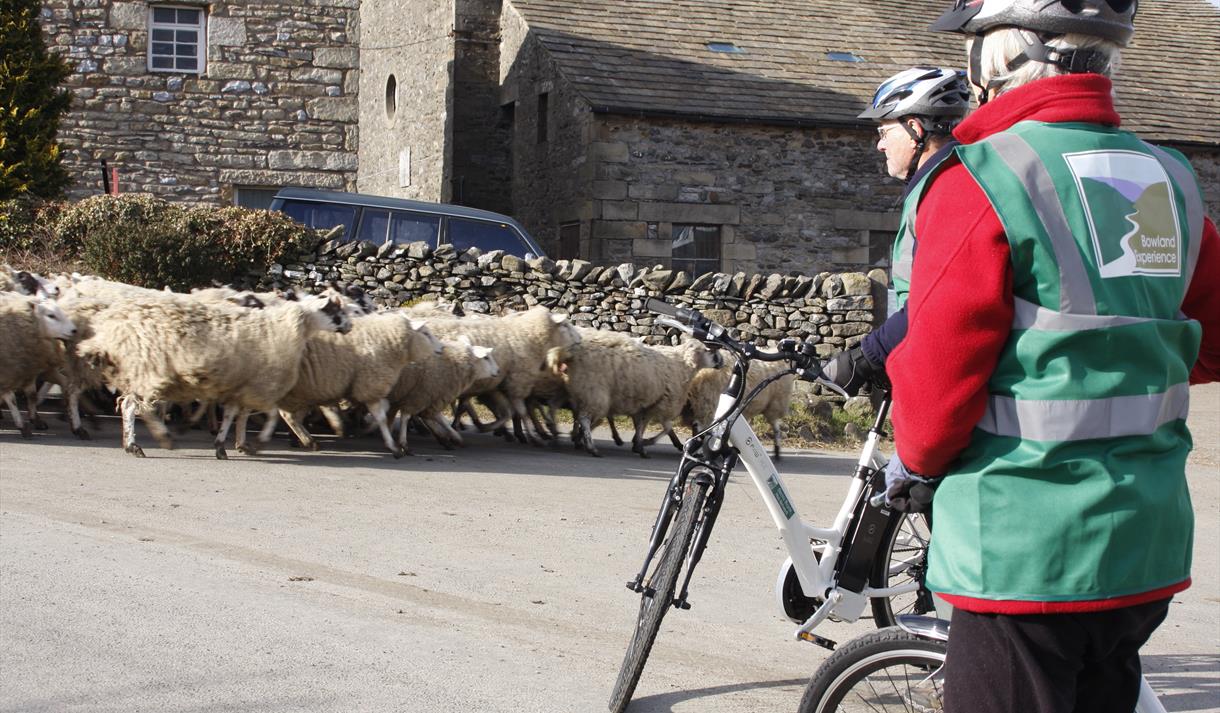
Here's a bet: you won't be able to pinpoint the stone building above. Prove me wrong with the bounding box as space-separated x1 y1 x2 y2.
40 0 360 207
42 0 1220 276
360 0 1220 275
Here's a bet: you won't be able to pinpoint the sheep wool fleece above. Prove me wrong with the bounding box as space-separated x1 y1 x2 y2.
927 119 1204 608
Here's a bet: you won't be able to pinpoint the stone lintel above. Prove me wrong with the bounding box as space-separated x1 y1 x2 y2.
833 208 901 232
638 201 740 225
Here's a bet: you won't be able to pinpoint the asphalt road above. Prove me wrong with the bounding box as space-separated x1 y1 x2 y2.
1 385 1217 713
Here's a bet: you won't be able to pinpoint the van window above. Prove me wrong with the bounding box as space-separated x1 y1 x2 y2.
279 200 357 237
448 217 531 256
357 209 441 246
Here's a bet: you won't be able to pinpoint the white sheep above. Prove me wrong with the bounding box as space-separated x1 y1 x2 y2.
2 265 59 298
423 306 581 446
76 291 352 458
0 294 76 438
387 335 499 452
685 355 797 459
550 329 718 457
276 311 441 458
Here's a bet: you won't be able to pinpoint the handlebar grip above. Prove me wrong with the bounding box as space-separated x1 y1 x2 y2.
646 298 699 326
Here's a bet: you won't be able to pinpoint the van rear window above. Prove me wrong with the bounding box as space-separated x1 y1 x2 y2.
279 200 357 237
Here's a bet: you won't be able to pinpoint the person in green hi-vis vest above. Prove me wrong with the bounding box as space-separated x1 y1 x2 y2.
879 0 1220 711
821 67 971 395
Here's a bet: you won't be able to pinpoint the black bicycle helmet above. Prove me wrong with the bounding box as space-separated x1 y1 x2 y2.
930 0 1138 46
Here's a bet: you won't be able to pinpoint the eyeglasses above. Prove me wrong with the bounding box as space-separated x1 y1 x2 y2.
876 124 906 139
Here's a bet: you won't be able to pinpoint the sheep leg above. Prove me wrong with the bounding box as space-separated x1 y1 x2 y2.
429 413 463 448
368 399 405 458
578 414 601 457
669 430 685 451
319 405 346 437
771 418 783 461
510 397 547 447
212 404 238 460
279 409 319 451
251 410 280 451
632 416 652 458
640 418 674 449
475 392 513 433
395 411 411 452
4 392 31 439
67 389 90 440
235 409 258 455
22 385 48 431
608 417 625 447
527 399 555 440
119 395 143 456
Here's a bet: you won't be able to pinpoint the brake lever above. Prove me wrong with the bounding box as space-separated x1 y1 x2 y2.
656 316 694 335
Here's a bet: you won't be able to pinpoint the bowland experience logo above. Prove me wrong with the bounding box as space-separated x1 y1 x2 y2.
1064 150 1182 279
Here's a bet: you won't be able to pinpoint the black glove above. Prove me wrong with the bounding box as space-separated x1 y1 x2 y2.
822 347 886 396
884 455 938 513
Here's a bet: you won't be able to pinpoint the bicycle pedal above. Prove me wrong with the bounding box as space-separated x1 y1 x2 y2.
626 580 643 593
674 599 691 610
797 631 837 651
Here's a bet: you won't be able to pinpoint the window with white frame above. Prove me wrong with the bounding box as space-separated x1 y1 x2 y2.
148 6 206 73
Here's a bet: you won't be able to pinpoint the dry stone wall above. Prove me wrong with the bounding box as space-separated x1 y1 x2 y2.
261 239 886 352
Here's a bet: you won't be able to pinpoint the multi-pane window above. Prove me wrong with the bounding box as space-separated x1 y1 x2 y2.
671 224 721 277
149 6 205 73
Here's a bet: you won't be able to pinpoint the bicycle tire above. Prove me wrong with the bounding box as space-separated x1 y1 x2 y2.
869 512 934 627
798 627 947 713
608 480 708 713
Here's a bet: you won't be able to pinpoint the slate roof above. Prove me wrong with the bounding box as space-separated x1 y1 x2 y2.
508 0 1220 145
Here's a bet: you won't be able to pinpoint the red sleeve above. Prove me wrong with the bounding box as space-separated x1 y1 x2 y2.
1184 217 1220 384
886 164 1014 476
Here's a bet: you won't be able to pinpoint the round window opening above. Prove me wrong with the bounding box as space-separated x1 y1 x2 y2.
385 74 397 120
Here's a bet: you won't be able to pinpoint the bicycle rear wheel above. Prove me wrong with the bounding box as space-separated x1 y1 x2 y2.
870 512 934 627
608 480 708 713
798 627 947 713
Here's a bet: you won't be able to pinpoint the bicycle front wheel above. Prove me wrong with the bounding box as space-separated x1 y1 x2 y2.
608 480 708 713
798 627 947 713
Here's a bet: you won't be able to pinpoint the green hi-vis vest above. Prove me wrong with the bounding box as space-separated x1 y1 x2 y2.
889 160 949 313
926 120 1206 604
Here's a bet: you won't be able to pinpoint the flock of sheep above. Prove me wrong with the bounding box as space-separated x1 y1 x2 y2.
1 265 798 461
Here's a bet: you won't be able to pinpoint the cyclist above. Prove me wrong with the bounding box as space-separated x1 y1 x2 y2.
883 1 1220 711
823 67 971 394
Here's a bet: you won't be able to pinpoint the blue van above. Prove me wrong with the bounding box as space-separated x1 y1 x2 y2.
270 187 547 259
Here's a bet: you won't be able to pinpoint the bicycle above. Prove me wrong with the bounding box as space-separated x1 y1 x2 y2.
608 299 935 713
798 615 1169 713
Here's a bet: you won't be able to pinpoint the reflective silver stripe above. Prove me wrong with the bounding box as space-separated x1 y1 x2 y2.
977 382 1190 442
985 133 1097 316
892 225 915 285
1146 144 1204 289
1012 297 1162 331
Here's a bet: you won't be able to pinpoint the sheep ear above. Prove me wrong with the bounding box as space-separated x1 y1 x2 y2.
458 334 472 346
550 312 569 324
472 345 493 359
409 318 428 331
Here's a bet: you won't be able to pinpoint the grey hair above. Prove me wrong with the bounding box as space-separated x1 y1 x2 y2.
970 28 1121 96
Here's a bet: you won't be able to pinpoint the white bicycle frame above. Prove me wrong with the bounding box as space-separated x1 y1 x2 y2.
713 388 922 642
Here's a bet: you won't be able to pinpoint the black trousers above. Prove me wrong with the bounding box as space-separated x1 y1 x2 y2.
942 598 1170 713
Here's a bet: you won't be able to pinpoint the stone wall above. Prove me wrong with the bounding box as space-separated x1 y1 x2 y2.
500 4 596 259
356 0 452 201
584 116 903 276
1178 145 1220 224
41 0 359 203
262 239 886 353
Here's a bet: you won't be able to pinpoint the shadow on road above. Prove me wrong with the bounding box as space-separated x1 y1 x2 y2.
1142 654 1220 712
627 677 810 711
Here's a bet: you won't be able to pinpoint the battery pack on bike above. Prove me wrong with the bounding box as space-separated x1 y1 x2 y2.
834 467 898 593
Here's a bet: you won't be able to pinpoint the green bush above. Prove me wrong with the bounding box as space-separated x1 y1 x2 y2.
0 194 320 290
1 0 72 199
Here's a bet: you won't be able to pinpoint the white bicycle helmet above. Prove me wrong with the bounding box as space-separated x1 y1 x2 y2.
858 67 972 122
931 0 1137 46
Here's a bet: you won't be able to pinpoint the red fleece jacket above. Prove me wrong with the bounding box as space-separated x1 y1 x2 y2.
888 73 1220 478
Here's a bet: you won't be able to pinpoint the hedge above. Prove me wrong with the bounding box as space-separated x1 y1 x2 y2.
0 193 322 290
